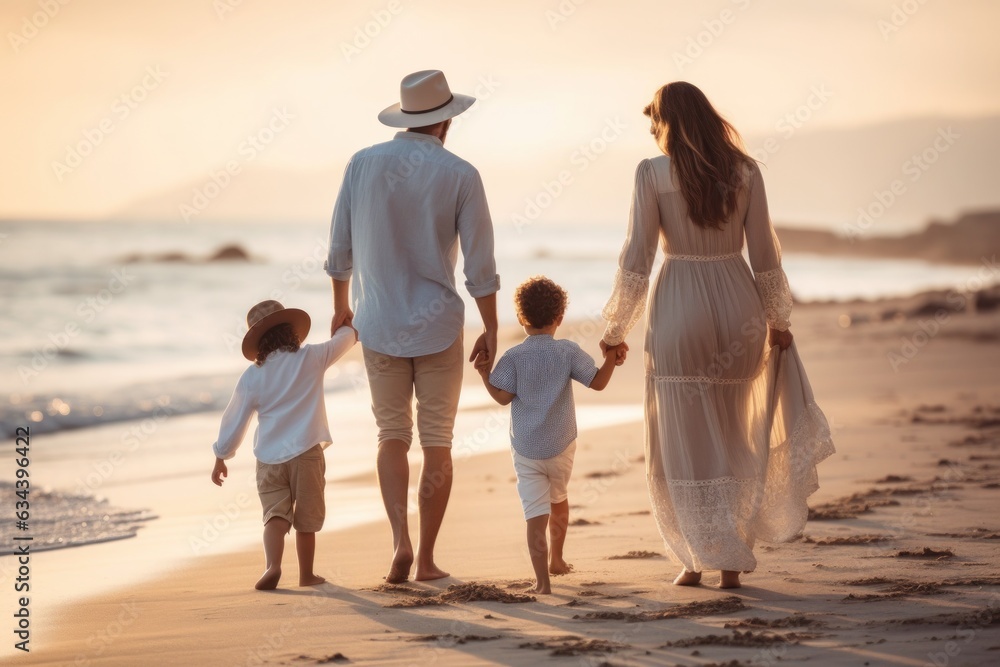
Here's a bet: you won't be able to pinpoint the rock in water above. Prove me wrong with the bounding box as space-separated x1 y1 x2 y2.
208 244 251 261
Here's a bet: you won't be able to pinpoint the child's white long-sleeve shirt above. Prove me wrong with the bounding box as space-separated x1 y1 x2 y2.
213 326 356 464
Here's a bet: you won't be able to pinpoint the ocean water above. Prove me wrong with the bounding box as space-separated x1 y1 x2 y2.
0 218 992 440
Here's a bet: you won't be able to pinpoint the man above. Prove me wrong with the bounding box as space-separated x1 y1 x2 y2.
326 70 499 583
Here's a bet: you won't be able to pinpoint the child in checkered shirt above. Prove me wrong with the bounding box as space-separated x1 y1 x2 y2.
474 277 626 593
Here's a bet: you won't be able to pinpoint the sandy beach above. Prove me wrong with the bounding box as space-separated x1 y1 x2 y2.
8 297 1000 666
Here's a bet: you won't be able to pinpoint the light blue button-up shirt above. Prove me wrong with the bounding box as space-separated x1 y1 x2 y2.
326 132 500 357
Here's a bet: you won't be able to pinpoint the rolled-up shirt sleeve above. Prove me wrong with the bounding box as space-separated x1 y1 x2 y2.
212 371 256 460
325 159 354 280
457 169 500 298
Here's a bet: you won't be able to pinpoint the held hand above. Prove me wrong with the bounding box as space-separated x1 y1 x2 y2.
769 327 793 350
211 458 228 486
469 330 498 371
331 308 354 336
615 344 628 366
601 340 629 366
472 350 491 377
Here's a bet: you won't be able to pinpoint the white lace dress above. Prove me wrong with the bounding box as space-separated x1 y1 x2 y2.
603 156 834 573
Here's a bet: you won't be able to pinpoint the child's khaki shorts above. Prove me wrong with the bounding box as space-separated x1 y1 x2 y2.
256 444 326 532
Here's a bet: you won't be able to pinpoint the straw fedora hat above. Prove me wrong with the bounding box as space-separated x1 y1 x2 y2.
378 70 476 128
241 300 311 361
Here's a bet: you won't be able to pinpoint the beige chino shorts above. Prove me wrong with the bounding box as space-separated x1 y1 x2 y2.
362 333 463 449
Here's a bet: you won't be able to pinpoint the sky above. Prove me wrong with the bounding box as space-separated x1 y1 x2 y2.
2 0 999 224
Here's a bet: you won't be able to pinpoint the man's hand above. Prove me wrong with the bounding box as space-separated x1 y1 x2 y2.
469 329 498 372
211 458 228 486
331 277 352 336
331 308 354 336
601 340 629 366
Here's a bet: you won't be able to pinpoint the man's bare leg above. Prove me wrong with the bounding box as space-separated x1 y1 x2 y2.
256 517 290 590
414 446 452 581
377 439 413 583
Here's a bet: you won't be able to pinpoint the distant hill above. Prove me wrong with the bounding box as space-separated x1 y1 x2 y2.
776 210 1000 265
110 114 1000 231
746 115 1000 232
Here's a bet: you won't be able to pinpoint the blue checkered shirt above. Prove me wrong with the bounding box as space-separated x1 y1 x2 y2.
489 334 599 459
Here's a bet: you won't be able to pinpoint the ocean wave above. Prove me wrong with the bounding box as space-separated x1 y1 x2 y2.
0 372 355 440
0 482 157 555
0 375 233 439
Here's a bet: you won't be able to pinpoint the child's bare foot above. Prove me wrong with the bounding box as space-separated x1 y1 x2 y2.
720 570 742 589
549 558 574 575
299 573 326 586
255 566 281 590
529 582 551 595
385 548 413 584
673 569 702 586
414 562 450 581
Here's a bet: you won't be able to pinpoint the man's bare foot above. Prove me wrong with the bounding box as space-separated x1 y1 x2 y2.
384 547 413 584
549 558 574 575
720 570 742 589
255 566 281 590
673 569 702 586
299 573 326 586
414 562 450 581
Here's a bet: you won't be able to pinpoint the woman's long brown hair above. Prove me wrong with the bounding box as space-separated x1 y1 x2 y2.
645 81 754 229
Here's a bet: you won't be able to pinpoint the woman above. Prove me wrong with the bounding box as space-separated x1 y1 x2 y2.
601 82 834 589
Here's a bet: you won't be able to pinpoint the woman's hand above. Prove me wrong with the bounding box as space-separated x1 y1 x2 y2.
600 340 629 366
769 327 793 350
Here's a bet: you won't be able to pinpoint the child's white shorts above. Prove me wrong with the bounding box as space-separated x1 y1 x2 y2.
511 441 577 520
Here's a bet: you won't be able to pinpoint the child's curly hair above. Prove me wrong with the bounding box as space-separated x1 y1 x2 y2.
514 276 568 329
255 323 301 366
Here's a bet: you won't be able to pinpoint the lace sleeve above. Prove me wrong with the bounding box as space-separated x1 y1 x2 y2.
602 268 649 345
755 267 792 331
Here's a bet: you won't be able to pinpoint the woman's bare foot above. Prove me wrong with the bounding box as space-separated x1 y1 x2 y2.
673 569 702 586
255 566 281 590
529 582 551 595
549 558 574 575
299 573 326 586
385 548 414 584
720 570 742 589
414 562 450 581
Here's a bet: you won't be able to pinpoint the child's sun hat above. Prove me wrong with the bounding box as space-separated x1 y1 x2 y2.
241 300 311 361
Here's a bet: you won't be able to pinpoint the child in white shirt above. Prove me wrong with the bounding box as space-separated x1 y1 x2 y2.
211 300 356 590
